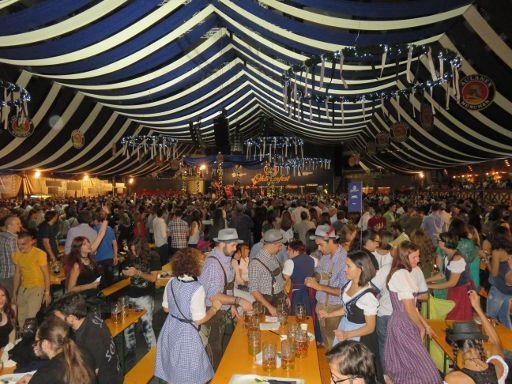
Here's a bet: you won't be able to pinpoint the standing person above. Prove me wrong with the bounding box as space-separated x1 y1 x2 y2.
449 218 479 291
304 225 348 350
53 294 123 384
232 243 253 303
199 229 252 370
156 248 223 384
282 240 316 316
487 225 512 329
187 210 202 248
385 241 441 384
0 215 21 296
444 290 509 384
357 204 372 232
427 232 474 321
12 232 51 328
320 251 382 381
383 203 397 232
249 229 288 316
410 229 436 278
327 340 379 384
65 218 108 294
92 211 118 286
0 285 15 351
293 211 315 245
421 203 447 246
153 208 169 266
167 209 189 258
229 206 254 245
36 210 59 264
64 210 97 255
367 207 386 233
121 237 161 354
16 316 96 384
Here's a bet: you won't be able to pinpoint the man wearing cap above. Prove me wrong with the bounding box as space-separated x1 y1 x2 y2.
304 225 348 349
249 229 288 316
199 228 252 370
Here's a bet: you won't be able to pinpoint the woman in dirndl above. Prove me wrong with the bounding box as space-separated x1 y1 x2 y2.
427 232 474 320
282 240 316 315
155 248 222 384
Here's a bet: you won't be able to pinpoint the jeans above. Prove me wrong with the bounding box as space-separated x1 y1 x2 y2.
124 295 157 352
486 285 512 330
376 315 390 372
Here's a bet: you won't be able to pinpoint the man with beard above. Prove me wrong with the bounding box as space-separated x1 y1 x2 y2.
198 228 252 370
249 229 288 317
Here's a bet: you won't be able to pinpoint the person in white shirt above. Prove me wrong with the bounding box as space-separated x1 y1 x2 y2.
358 205 373 231
152 208 169 266
232 244 254 304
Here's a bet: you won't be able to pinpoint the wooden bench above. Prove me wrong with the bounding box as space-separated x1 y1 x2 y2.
124 346 156 384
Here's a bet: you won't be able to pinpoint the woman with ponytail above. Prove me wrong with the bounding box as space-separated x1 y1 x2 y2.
16 316 95 384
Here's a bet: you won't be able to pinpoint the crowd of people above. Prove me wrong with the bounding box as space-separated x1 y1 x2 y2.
0 191 510 384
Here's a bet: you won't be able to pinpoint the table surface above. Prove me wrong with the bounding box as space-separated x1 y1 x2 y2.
101 278 131 297
105 309 146 337
427 319 512 362
211 315 321 384
50 269 66 286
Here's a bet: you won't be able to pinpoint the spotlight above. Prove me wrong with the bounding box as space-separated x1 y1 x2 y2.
34 170 41 179
418 172 425 179
128 177 134 185
83 175 89 181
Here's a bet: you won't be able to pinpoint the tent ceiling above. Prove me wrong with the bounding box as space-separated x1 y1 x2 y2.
0 0 510 176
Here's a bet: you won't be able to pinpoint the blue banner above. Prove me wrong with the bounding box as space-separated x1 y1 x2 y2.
348 182 363 213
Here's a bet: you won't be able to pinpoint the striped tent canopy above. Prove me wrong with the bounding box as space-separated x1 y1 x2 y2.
0 0 510 176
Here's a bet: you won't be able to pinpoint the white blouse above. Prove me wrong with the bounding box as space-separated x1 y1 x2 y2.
388 269 419 300
162 276 206 321
343 281 379 316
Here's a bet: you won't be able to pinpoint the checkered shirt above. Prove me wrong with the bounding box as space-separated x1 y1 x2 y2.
198 248 235 311
0 231 17 279
167 218 189 249
315 245 347 305
248 249 285 295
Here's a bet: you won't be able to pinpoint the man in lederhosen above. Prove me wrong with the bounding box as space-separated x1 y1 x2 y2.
304 225 348 349
249 229 288 316
199 228 252 370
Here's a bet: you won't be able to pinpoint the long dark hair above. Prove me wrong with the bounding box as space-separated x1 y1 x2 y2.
37 316 95 384
0 285 15 327
65 236 96 277
348 250 376 286
129 236 156 265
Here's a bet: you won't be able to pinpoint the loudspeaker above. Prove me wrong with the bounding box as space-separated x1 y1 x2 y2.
333 146 343 176
213 114 230 154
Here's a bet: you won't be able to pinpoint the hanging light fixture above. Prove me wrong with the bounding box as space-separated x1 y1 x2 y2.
120 135 178 162
244 136 304 162
1 80 32 137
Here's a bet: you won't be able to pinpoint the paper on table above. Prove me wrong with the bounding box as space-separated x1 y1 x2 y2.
265 316 278 322
260 322 280 331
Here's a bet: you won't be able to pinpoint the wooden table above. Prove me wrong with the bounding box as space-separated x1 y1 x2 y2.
211 316 321 383
101 278 130 297
0 365 16 376
427 319 512 374
105 309 146 338
50 269 66 286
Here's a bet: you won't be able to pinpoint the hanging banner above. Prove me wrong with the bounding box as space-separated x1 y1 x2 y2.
459 74 495 111
348 182 363 213
367 142 377 155
420 101 434 131
71 130 85 149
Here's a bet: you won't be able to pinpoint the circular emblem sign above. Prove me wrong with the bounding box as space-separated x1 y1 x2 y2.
8 115 34 138
375 132 390 149
71 130 85 149
367 142 377 155
391 121 410 143
459 74 495 111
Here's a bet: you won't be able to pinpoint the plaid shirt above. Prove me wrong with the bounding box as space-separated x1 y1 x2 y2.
0 231 17 279
199 248 235 311
249 249 285 296
315 245 347 305
167 218 189 249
